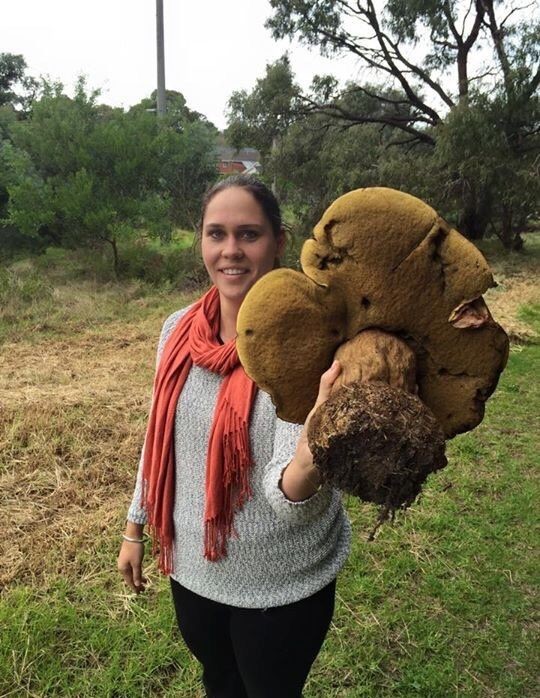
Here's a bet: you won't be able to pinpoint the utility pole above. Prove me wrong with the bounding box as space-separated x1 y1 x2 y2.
156 0 166 117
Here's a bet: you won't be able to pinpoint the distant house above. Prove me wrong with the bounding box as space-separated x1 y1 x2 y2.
215 145 262 176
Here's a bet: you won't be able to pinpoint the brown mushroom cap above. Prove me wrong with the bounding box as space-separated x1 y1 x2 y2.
237 187 509 437
237 269 347 423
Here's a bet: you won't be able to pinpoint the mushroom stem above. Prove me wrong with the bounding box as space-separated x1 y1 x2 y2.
331 329 417 395
308 328 447 515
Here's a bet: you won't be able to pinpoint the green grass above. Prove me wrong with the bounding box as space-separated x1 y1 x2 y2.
1 245 538 697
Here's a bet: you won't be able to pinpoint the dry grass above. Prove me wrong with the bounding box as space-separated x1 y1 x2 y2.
481 234 540 343
485 274 539 343
0 299 201 588
0 327 151 587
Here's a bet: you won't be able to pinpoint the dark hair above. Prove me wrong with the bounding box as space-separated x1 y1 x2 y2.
199 175 283 238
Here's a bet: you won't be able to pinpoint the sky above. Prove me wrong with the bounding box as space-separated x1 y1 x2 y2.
1 0 364 129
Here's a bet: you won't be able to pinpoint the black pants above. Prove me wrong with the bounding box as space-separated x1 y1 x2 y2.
170 577 336 698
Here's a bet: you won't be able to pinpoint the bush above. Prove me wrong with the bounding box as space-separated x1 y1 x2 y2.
116 237 207 287
0 264 53 306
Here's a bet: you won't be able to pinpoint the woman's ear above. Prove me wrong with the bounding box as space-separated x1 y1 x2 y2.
276 227 287 258
273 229 287 269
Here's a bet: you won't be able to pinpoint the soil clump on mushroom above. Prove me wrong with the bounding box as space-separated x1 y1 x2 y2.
308 381 447 511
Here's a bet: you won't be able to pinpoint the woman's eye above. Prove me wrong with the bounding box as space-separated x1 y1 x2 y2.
207 230 224 239
241 230 259 240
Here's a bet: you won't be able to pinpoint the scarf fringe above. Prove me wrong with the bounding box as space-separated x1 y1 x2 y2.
204 399 253 561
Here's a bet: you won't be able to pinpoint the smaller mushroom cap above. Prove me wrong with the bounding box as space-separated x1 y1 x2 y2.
237 269 347 423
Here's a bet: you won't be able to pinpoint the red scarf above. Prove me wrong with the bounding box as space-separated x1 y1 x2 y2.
141 286 257 573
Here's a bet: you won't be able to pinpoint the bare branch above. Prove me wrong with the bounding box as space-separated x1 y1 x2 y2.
461 0 475 36
299 94 436 146
378 28 455 109
468 68 497 81
443 0 463 44
462 1 485 53
365 0 452 115
479 0 513 95
500 2 535 30
343 84 413 106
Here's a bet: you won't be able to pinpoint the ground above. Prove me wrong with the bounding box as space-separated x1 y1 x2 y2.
0 234 538 696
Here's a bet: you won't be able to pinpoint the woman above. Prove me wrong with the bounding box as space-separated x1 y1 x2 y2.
118 175 351 698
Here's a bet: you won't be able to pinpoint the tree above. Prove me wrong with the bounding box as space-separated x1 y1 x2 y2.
273 113 383 229
226 54 300 156
1 80 218 272
266 1 540 243
130 90 218 229
130 89 216 131
0 53 38 112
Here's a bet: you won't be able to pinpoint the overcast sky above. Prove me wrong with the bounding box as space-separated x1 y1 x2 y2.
2 0 363 129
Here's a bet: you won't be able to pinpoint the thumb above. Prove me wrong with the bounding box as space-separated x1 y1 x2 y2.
315 360 342 407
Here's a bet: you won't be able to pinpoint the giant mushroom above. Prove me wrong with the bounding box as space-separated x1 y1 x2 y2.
237 188 509 523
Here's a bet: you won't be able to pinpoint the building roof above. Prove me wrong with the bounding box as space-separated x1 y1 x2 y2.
215 145 261 162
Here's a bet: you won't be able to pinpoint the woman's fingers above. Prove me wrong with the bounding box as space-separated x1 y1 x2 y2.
118 542 146 593
132 566 147 593
315 360 342 408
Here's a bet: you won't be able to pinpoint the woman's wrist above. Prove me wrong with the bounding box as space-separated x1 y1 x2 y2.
279 457 322 502
124 521 145 539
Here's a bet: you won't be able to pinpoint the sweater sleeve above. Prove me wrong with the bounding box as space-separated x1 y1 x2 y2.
126 307 190 524
262 417 333 524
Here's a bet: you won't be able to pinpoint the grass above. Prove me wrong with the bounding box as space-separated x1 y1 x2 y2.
1 236 539 697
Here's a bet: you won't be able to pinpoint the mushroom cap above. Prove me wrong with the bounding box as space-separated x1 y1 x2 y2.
237 187 509 437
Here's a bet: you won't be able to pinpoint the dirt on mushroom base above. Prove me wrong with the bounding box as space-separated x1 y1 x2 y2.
308 382 447 536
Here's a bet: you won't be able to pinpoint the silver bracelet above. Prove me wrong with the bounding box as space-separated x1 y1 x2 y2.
122 533 145 544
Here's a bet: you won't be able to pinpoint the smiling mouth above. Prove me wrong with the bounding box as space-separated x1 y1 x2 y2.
220 269 249 276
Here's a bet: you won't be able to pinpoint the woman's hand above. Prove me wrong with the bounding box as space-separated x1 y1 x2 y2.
280 360 342 501
117 523 147 594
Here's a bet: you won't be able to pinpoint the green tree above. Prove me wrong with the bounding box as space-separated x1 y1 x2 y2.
273 113 383 232
226 54 300 159
269 80 417 233
130 90 218 228
0 53 38 112
2 79 217 272
130 89 216 131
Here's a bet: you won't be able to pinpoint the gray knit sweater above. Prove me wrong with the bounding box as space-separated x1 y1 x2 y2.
128 308 351 608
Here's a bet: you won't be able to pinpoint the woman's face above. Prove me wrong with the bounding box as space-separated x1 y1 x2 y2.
201 186 285 305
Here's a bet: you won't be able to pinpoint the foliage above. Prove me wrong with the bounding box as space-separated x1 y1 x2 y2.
226 54 300 157
130 89 216 130
1 79 218 273
263 1 540 244
0 52 38 112
434 92 540 247
271 113 383 232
